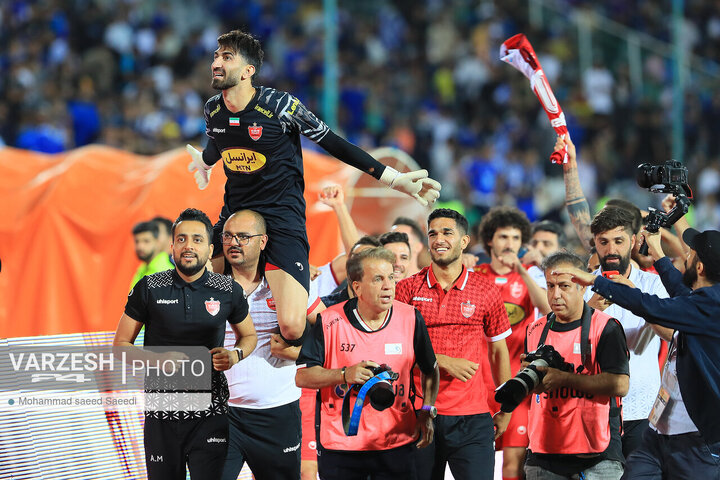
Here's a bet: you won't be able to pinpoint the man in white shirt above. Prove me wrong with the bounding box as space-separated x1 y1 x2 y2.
583 207 673 458
220 209 324 480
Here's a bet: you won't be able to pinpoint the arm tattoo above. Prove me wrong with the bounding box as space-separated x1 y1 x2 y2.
564 164 593 251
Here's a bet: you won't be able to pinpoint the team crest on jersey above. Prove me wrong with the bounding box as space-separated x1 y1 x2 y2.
510 281 524 299
248 122 262 141
460 301 476 318
205 298 220 316
266 297 277 311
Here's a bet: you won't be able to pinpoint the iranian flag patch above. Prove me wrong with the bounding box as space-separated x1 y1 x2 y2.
229 117 240 126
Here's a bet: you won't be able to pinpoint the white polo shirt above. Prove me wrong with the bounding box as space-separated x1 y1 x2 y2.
586 265 668 421
312 261 341 298
224 277 321 409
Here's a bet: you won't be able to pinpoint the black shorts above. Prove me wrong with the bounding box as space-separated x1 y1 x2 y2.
144 414 229 480
318 443 418 480
221 401 302 480
212 206 310 292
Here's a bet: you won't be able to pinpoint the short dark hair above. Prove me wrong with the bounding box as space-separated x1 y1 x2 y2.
478 206 531 254
172 208 213 241
393 217 426 247
541 251 586 272
428 209 469 235
346 247 396 284
591 206 636 237
132 221 159 238
217 30 264 79
532 220 566 246
605 199 642 234
350 235 382 255
151 216 173 236
379 231 410 251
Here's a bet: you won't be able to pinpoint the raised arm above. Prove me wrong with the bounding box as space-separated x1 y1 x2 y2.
557 135 594 251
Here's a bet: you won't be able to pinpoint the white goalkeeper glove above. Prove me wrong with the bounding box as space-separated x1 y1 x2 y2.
186 144 212 190
379 166 441 207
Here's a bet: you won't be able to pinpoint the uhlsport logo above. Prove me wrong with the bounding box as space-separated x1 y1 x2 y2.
221 148 267 173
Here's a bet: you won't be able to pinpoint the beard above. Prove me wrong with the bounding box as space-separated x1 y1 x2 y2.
174 252 208 277
136 250 154 263
211 70 240 90
431 246 462 267
599 251 631 274
682 258 698 288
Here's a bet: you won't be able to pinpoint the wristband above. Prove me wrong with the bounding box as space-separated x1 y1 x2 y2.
232 348 243 363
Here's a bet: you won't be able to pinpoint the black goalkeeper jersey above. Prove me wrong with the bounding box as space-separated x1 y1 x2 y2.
203 86 330 232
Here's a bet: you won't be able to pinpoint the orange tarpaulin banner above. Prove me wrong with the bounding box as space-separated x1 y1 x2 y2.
0 145 351 338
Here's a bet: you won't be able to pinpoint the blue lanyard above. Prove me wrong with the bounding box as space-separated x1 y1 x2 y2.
342 371 392 436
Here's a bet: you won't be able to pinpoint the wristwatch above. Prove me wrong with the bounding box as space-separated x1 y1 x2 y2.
232 348 243 363
420 405 437 418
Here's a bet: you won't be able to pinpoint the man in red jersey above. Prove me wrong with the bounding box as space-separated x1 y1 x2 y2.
395 208 512 480
474 206 551 480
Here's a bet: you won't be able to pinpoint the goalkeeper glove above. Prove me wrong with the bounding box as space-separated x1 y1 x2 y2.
186 144 212 190
379 166 441 207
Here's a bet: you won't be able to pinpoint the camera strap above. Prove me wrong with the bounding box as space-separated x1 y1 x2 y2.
341 371 393 436
539 305 593 372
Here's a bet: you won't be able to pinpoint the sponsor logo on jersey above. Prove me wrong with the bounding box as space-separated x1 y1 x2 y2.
212 128 225 133
209 105 221 118
205 297 220 316
412 296 433 302
207 437 226 443
229 117 240 126
254 104 274 118
287 98 299 116
266 297 277 311
385 343 402 355
221 148 267 173
157 299 179 304
460 300 476 318
248 122 262 141
504 302 527 325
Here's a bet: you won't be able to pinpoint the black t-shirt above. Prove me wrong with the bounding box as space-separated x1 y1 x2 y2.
297 298 437 376
525 313 630 475
202 86 329 232
125 269 249 419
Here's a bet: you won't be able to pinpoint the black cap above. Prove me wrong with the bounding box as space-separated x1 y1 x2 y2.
682 228 720 272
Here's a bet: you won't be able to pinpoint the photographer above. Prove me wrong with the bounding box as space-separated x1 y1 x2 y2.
555 228 720 479
522 251 630 479
296 247 439 480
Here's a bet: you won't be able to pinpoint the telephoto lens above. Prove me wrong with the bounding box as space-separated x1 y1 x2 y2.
494 359 550 412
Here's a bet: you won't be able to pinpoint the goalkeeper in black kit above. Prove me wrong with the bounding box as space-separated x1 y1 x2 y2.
186 29 441 351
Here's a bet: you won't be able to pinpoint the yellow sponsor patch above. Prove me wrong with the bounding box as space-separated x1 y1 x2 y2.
221 148 266 173
209 104 221 118
504 302 527 326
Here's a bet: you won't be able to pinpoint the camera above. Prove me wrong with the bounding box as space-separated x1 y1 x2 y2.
354 363 399 411
494 345 573 412
636 160 688 189
635 161 693 255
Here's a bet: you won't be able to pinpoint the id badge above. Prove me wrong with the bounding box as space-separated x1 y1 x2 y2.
648 387 670 427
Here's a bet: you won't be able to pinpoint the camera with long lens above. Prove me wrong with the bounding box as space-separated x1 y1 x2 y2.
635 160 693 255
494 345 573 413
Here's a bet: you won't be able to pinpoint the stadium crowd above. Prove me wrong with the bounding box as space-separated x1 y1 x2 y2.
3 0 720 231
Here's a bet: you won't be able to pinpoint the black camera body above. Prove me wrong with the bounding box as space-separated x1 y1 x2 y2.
494 345 573 413
635 161 693 255
352 363 399 411
636 160 688 190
